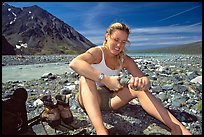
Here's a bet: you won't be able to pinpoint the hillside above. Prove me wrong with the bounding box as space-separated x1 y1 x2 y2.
2 3 96 55
2 35 16 55
128 41 202 55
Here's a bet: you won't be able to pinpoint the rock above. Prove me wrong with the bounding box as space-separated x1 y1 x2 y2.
33 99 44 107
2 55 202 135
190 76 202 84
41 73 53 78
162 84 173 90
156 92 168 102
173 85 188 93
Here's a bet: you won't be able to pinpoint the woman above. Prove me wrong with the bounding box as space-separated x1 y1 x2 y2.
69 22 192 135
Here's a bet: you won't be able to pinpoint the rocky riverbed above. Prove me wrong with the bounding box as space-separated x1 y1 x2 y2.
2 55 202 135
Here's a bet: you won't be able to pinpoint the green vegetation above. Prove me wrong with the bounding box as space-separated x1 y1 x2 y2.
57 44 82 55
34 43 82 55
196 100 202 111
197 103 202 111
128 41 202 55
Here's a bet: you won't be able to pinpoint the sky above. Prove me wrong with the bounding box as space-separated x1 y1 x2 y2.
6 2 202 50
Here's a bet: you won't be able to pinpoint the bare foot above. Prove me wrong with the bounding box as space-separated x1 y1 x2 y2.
96 127 109 135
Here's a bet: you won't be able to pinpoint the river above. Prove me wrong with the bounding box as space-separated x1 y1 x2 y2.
2 62 74 83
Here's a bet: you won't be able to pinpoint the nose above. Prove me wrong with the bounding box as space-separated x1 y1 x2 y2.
116 42 122 47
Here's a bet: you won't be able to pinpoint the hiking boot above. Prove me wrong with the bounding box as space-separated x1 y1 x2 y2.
40 106 61 128
55 94 74 125
40 95 55 108
40 95 61 128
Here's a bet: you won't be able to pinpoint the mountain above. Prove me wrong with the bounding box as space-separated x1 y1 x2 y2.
2 35 16 55
2 3 96 55
127 41 202 55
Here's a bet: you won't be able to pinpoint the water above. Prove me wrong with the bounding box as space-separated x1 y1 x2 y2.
127 52 185 57
2 53 201 83
2 62 74 83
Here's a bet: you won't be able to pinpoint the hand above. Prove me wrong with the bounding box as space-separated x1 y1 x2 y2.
103 75 123 91
128 77 146 91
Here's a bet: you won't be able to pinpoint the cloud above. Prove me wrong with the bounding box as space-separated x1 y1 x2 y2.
81 24 202 48
129 24 202 48
6 2 202 50
82 3 110 30
157 5 201 22
131 25 202 34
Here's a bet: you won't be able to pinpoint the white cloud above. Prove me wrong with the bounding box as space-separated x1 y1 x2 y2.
131 25 202 34
83 3 110 29
157 5 201 22
80 23 202 48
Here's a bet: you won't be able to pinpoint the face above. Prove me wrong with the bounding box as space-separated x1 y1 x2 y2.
106 30 129 56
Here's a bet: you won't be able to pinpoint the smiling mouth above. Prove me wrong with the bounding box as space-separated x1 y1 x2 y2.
115 47 120 51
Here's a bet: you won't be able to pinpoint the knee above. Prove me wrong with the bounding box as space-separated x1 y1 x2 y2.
80 76 95 85
79 76 86 83
79 76 98 97
131 89 150 98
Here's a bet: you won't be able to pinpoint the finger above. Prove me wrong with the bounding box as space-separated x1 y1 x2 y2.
129 77 134 88
142 78 145 88
138 78 143 88
128 84 134 90
134 77 139 87
118 84 123 89
137 78 145 89
116 75 120 80
129 77 134 84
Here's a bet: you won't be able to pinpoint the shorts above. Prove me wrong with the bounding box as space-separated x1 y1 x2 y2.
76 86 113 111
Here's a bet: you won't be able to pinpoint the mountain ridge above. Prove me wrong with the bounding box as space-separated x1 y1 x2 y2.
127 41 202 55
2 3 96 55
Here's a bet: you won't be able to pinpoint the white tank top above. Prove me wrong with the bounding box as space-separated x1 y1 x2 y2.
91 47 121 86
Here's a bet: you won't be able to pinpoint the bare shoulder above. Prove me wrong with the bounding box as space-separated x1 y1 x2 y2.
123 55 135 66
123 55 144 76
124 55 132 61
86 46 101 54
84 46 102 64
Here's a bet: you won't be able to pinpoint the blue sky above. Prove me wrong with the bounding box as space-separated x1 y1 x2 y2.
6 2 202 50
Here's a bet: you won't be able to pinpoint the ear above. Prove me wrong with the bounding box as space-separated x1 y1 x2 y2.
105 33 109 40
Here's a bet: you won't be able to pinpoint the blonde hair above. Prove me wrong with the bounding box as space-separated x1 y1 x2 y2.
103 22 130 69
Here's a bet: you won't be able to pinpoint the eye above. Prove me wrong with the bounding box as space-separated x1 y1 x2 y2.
114 38 120 42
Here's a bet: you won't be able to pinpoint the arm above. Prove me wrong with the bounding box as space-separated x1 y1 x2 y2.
123 55 151 91
69 47 102 82
69 47 122 91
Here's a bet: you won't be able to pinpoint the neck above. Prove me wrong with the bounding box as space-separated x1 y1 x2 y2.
103 45 117 58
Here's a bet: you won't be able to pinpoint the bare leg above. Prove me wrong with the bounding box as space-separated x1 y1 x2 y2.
78 76 108 135
135 90 191 135
110 87 192 135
